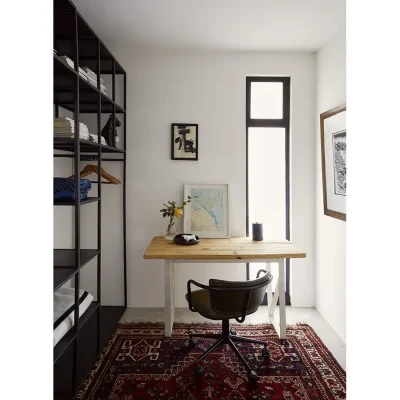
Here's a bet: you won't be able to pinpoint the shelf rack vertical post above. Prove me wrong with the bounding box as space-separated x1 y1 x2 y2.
96 36 102 356
123 69 127 307
72 7 81 393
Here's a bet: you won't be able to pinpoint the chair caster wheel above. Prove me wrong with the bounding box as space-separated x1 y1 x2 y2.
248 370 259 383
194 364 204 378
188 339 195 350
230 329 237 336
262 347 270 357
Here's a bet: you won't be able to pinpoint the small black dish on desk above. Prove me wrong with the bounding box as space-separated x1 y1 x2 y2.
173 234 200 246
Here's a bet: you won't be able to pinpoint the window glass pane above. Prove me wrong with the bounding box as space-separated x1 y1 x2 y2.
248 127 286 286
250 82 283 119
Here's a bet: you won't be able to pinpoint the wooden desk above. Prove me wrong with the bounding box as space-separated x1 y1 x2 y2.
143 236 306 338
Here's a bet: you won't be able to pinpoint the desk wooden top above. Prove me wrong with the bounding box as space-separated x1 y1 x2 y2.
143 236 306 260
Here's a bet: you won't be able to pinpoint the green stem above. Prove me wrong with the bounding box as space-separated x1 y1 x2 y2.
167 216 175 232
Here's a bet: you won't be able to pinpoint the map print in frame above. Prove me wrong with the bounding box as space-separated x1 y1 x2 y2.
183 183 230 238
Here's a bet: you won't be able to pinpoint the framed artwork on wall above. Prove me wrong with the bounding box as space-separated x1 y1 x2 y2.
171 123 198 160
320 104 346 221
183 182 230 238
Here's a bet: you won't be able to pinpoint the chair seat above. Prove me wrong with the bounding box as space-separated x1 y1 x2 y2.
186 289 244 320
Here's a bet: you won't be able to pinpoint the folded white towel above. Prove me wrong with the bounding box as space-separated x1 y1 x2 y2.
182 234 197 242
54 117 74 122
54 287 93 347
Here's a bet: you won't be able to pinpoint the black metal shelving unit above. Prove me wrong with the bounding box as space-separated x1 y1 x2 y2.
53 1 127 398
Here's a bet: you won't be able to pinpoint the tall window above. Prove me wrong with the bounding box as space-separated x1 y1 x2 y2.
246 77 291 305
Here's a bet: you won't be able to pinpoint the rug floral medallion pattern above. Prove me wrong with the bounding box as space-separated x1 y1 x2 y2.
76 323 346 400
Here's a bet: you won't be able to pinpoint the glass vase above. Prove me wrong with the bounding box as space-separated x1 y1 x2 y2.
164 217 177 240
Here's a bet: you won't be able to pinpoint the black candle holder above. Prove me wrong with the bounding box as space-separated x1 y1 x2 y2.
252 223 263 241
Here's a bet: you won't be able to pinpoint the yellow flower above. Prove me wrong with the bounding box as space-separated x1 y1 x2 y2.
174 208 183 218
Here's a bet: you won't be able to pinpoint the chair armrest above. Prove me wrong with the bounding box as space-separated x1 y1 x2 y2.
187 279 211 312
234 290 252 323
256 269 267 278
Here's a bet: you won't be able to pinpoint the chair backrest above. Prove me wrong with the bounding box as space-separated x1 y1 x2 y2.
208 271 273 319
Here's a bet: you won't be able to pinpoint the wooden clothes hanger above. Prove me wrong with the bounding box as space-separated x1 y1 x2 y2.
69 164 121 184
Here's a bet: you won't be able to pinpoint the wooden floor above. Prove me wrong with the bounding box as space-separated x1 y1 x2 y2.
120 306 346 371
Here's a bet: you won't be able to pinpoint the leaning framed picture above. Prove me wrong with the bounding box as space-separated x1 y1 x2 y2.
183 182 230 238
171 123 198 160
320 104 346 221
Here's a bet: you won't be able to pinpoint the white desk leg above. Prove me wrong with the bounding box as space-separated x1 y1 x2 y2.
165 260 176 337
278 258 287 339
266 263 273 317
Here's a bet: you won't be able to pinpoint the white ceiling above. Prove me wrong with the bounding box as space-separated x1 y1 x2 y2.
73 0 345 52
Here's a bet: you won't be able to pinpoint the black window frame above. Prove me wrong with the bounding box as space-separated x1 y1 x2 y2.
245 76 291 305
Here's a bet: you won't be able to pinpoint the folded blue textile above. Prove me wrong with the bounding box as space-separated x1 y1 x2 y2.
54 178 92 194
54 191 89 201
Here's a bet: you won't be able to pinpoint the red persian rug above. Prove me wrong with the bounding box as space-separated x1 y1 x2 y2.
76 323 346 399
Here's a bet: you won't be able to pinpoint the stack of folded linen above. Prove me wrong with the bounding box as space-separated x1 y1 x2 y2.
89 133 107 145
58 55 88 80
54 178 92 201
54 118 108 145
54 287 94 347
54 117 91 140
82 67 107 94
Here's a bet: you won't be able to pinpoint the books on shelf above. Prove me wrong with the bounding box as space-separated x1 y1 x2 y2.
54 117 106 145
81 67 107 94
58 55 74 68
56 57 109 94
58 56 88 81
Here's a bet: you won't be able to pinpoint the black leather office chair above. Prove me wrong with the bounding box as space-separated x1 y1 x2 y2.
186 270 273 382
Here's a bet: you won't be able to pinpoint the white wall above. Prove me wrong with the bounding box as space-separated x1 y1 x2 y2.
111 49 316 308
315 29 346 342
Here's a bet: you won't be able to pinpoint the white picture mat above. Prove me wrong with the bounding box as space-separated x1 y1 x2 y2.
183 183 230 238
324 110 346 214
173 125 197 158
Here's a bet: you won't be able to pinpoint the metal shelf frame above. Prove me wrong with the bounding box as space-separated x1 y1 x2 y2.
53 0 127 397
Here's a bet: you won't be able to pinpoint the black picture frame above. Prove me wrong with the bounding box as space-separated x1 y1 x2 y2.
171 123 198 161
